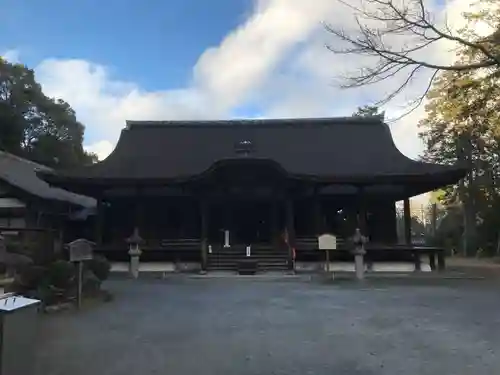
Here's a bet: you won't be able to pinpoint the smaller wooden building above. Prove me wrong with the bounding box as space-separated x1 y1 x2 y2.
0 150 95 240
39 117 465 271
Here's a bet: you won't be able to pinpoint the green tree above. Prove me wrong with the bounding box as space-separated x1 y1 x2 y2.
419 28 500 256
0 59 41 155
352 105 385 120
0 57 96 168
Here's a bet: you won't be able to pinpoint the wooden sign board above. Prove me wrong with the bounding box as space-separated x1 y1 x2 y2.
318 234 337 250
68 239 94 262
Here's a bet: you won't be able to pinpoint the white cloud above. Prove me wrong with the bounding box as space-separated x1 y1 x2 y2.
19 0 485 162
193 0 338 111
36 59 215 145
1 49 20 63
84 140 114 161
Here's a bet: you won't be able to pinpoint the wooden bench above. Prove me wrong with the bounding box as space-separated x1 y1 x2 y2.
294 237 445 271
365 245 445 271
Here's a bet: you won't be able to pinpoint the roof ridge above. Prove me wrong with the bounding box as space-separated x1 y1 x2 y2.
0 150 53 171
125 116 384 129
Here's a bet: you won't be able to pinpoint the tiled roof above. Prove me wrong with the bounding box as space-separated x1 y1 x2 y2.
39 117 465 190
0 150 95 208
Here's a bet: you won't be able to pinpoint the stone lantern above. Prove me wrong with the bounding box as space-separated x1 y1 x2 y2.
126 227 143 279
351 228 367 280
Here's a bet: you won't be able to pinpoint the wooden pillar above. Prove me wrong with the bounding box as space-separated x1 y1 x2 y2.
403 197 411 244
355 186 370 270
312 191 328 269
137 193 144 234
178 198 187 238
95 197 104 247
313 194 322 236
131 187 145 242
225 200 232 241
403 196 420 271
356 186 367 234
285 197 295 270
430 203 438 239
270 199 279 247
200 199 209 272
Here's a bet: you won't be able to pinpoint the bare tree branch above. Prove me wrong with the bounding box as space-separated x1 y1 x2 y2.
386 68 439 123
325 0 500 116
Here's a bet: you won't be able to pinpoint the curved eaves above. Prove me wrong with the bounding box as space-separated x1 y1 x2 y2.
379 121 466 176
174 157 292 183
39 128 130 180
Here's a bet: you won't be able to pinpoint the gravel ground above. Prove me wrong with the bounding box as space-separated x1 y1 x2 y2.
35 277 500 375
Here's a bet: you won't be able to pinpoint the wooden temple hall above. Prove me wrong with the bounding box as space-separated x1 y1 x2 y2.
40 117 465 273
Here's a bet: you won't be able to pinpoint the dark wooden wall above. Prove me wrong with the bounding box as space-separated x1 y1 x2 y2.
99 194 398 246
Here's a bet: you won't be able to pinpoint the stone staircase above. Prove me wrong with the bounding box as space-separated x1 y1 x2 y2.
207 243 289 272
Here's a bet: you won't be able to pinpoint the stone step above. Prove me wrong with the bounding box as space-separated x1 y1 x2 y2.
207 254 290 271
208 250 285 256
208 254 288 259
208 257 288 264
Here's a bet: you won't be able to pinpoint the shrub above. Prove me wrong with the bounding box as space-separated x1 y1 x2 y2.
0 263 6 276
82 270 101 296
17 265 47 290
86 255 111 281
46 260 75 289
5 257 111 305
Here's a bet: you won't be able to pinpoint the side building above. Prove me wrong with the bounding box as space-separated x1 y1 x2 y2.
39 117 465 271
0 150 96 243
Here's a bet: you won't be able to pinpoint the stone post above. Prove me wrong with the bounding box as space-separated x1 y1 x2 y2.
126 227 143 279
351 228 367 280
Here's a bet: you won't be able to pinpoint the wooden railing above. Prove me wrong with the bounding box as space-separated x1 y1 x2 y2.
95 237 446 271
95 238 201 262
295 236 347 250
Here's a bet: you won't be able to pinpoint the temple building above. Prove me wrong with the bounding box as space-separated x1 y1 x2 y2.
39 117 465 272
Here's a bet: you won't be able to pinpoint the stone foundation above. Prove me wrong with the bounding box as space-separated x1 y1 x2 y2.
111 261 431 275
294 261 431 273
111 261 199 274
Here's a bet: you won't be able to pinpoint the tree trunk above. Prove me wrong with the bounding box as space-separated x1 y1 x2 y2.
457 133 477 257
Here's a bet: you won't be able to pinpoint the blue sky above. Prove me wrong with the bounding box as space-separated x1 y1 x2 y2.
1 0 462 160
2 0 253 90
